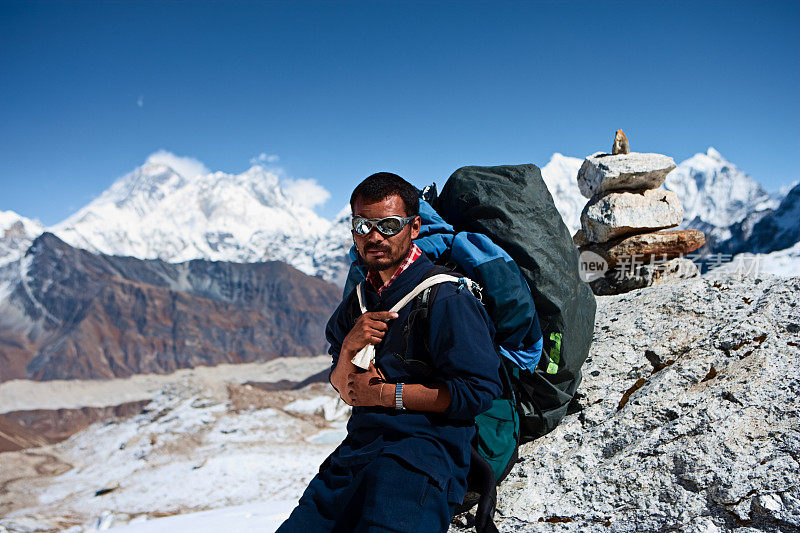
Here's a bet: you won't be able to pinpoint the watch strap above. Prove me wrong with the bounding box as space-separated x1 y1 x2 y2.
395 382 405 410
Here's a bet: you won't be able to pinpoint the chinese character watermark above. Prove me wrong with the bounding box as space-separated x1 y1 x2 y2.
586 251 767 283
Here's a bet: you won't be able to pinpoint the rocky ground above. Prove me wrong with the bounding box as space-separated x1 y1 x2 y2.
0 275 797 532
489 274 800 532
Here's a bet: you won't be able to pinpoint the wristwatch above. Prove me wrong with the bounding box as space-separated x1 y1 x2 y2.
395 383 405 410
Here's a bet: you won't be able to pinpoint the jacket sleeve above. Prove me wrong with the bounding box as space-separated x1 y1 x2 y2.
325 293 354 379
427 286 502 420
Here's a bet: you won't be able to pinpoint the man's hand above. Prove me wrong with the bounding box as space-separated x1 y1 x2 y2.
341 311 398 354
330 310 397 404
346 363 393 407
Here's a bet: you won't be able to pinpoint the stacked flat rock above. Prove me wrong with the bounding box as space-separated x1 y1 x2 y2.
575 131 705 295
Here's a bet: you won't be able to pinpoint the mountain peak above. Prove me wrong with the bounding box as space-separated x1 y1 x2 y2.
0 211 44 267
50 153 340 280
0 210 43 233
664 148 775 240
706 147 724 161
144 150 209 180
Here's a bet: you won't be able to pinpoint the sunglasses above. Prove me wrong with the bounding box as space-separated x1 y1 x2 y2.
351 216 417 236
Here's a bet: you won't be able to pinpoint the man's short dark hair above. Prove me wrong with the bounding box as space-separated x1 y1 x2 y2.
350 172 419 217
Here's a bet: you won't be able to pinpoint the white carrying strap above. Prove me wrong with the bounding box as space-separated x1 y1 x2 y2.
351 274 479 369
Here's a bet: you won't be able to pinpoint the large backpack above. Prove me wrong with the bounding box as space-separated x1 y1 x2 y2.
433 164 597 443
342 164 596 530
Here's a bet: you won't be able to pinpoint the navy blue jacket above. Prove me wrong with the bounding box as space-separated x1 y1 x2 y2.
326 253 502 504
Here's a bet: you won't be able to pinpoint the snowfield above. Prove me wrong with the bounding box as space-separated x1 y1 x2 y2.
709 240 800 277
0 370 348 532
106 501 297 532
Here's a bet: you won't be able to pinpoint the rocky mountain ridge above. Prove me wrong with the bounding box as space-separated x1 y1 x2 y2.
735 181 800 255
0 232 339 382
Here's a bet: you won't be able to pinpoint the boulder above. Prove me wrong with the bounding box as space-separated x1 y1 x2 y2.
488 275 800 531
579 229 706 268
573 229 589 247
578 152 676 198
588 257 700 296
581 189 683 243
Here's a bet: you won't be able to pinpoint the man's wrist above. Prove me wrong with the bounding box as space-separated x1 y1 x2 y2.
339 347 358 362
382 384 396 408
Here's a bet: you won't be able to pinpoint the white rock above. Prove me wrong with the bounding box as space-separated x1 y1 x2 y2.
757 493 783 513
578 152 677 198
487 275 800 532
581 189 683 243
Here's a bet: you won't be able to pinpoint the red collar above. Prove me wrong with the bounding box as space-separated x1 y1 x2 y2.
366 243 422 295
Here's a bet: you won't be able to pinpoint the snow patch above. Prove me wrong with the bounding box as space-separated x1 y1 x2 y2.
540 153 584 235
709 241 800 277
106 500 296 533
5 379 341 531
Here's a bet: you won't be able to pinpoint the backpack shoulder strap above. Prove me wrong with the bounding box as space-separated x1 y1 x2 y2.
356 282 368 314
399 265 484 368
351 269 477 370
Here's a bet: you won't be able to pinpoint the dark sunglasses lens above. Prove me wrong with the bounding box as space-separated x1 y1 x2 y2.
377 218 404 235
352 218 371 235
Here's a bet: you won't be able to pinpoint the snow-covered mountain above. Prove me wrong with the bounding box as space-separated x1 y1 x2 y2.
540 153 584 235
0 211 43 268
663 147 779 254
311 205 352 287
536 147 797 264
2 148 796 293
51 153 346 282
736 181 800 255
708 182 800 277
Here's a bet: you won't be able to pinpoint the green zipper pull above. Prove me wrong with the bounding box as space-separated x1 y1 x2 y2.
547 332 562 374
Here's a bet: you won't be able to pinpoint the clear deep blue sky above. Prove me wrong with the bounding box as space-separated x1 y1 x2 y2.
1 0 798 224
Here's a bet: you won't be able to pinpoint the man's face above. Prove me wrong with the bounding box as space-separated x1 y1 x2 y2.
352 194 421 272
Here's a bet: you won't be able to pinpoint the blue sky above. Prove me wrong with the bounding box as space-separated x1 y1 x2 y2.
1 0 798 224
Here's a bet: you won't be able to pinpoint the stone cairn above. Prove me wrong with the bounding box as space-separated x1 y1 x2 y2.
574 130 706 295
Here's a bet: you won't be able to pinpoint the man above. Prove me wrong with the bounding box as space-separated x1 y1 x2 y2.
278 172 502 532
